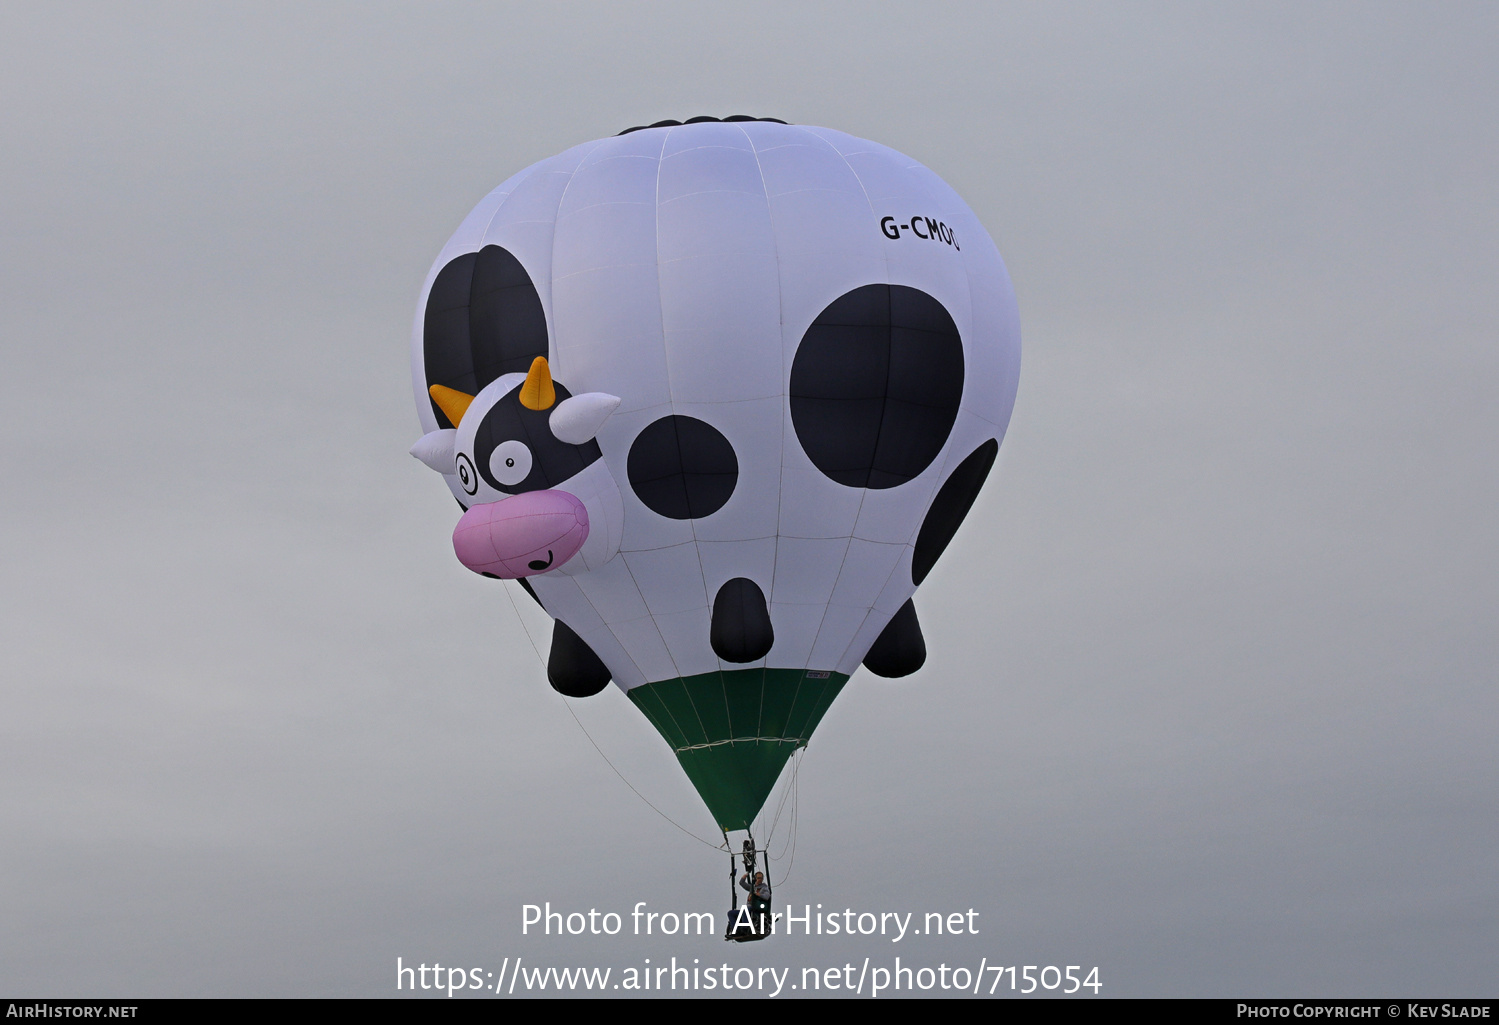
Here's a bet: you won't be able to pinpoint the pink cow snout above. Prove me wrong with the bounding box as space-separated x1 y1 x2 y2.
452 490 589 578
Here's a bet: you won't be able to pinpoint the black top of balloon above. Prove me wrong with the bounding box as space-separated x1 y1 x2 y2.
617 115 788 136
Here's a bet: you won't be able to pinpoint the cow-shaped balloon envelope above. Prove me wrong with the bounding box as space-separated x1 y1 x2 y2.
410 119 1020 833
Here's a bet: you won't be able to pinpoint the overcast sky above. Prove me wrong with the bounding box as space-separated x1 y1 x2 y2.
1 1 1495 998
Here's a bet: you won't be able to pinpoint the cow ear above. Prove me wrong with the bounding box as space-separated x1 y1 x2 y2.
550 393 621 445
410 429 457 472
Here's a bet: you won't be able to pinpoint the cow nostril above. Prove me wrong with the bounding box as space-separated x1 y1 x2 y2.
528 550 555 572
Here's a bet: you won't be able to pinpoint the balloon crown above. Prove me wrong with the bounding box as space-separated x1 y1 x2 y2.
617 115 788 136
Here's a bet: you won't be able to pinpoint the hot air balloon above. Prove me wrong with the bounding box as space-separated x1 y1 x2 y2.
409 117 1020 854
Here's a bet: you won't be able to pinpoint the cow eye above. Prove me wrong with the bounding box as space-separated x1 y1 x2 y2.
454 453 479 496
489 440 533 487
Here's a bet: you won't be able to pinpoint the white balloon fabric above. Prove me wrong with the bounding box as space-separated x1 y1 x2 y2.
410 119 1020 830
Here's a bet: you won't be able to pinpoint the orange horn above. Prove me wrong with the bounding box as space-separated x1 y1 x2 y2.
429 384 475 427
519 356 556 411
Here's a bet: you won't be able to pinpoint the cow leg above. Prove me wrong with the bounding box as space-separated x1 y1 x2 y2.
710 578 775 663
861 599 926 677
548 620 611 697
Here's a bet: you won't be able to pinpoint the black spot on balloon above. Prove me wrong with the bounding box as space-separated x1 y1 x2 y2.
710 578 774 663
911 439 998 585
617 115 788 135
627 416 738 519
548 620 611 697
790 284 964 489
423 245 549 428
861 599 926 678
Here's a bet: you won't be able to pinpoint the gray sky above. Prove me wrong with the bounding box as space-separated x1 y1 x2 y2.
2 1 1495 998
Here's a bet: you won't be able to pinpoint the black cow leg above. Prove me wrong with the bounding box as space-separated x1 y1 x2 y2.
710 578 775 663
548 620 611 696
861 599 926 677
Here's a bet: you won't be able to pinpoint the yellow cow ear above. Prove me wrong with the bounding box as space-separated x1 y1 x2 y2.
429 384 475 427
519 357 556 411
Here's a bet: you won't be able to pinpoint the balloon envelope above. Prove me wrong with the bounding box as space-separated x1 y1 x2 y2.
412 120 1020 831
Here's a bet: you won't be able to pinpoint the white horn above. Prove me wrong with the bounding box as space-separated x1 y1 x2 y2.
549 393 621 445
409 429 457 473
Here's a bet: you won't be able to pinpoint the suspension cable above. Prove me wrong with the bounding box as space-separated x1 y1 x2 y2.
501 581 724 850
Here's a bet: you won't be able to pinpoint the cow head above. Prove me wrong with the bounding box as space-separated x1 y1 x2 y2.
410 357 624 578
